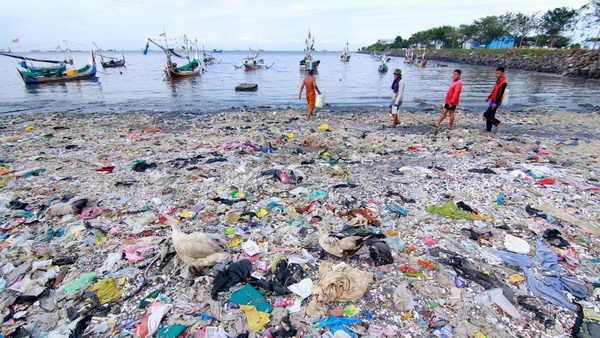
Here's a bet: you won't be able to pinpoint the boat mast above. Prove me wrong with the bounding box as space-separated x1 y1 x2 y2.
64 40 73 65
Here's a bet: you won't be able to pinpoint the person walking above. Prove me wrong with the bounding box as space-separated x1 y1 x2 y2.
433 69 462 130
389 68 405 127
483 67 508 132
299 70 321 120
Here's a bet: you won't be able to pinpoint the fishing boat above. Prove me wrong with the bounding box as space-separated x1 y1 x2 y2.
0 52 72 75
145 32 203 78
415 52 428 67
235 48 273 70
17 51 97 84
299 30 320 72
202 46 220 65
340 42 351 62
92 42 125 68
99 54 125 68
378 59 388 73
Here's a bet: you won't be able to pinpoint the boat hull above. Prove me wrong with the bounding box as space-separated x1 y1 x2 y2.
101 59 125 68
166 58 202 78
18 63 96 84
166 68 201 77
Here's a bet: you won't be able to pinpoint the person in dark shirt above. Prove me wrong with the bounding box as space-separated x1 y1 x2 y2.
483 67 508 132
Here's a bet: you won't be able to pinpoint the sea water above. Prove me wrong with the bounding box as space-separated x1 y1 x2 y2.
0 50 598 115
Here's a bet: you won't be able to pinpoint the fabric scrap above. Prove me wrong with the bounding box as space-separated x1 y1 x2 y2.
306 262 373 316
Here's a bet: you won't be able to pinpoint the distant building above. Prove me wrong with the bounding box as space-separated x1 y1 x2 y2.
469 35 516 49
378 39 395 44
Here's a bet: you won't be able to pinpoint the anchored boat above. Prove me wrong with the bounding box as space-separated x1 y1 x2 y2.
16 51 96 84
299 30 320 72
145 31 203 78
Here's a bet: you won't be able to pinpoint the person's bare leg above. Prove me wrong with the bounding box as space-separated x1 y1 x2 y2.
307 109 313 120
434 108 448 127
448 110 455 129
391 113 399 127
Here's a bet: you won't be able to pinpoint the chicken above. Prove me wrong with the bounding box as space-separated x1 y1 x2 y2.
318 226 384 259
163 216 229 270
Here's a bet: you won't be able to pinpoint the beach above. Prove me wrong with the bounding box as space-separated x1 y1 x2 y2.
1 107 599 337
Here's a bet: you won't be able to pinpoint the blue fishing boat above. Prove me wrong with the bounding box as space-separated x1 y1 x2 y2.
17 51 96 84
0 52 72 76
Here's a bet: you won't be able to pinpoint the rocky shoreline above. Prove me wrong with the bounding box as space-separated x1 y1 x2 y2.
367 49 600 79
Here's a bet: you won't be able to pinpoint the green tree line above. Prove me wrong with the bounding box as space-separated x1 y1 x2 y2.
362 1 599 51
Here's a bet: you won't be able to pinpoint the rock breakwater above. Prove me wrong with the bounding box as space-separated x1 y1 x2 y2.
382 49 600 79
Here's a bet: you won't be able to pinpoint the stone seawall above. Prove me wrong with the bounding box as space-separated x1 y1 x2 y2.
380 49 600 79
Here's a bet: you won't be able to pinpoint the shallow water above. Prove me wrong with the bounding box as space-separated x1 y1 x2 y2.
0 50 598 115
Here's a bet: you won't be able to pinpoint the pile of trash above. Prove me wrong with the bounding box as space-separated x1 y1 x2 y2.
0 108 599 337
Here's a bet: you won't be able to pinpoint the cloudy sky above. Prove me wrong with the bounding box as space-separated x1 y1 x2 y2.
0 0 590 52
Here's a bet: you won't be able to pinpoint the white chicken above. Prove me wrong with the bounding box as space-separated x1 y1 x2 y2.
163 216 229 270
318 226 384 259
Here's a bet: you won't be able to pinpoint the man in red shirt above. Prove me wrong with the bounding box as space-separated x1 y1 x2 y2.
433 69 462 130
483 67 508 131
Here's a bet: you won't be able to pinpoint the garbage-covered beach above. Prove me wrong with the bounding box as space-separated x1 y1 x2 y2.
1 107 599 338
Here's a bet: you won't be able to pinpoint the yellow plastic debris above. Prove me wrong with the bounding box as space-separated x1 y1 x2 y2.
239 305 270 332
256 209 268 218
88 278 123 304
508 274 525 283
229 234 242 248
474 332 487 338
286 133 294 139
25 126 35 131
317 124 330 131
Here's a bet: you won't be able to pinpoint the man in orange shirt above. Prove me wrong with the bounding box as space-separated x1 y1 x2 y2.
433 69 462 130
299 70 322 120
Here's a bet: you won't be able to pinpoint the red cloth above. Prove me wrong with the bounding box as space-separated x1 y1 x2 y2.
445 79 462 105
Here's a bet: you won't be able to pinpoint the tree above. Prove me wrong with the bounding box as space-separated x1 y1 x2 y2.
458 24 479 48
473 15 507 47
541 7 579 48
408 31 431 49
508 13 537 47
536 34 573 48
580 0 600 49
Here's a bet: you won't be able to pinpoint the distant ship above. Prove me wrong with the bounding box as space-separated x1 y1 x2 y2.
212 49 223 53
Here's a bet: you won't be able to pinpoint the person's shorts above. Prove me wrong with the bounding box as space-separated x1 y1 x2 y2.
389 102 402 109
443 103 456 111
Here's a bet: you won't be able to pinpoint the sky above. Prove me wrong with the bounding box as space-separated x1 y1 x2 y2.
0 0 592 52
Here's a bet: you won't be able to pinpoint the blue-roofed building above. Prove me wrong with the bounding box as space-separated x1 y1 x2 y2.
468 35 517 49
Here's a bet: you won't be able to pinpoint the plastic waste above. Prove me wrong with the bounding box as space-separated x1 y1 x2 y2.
487 288 521 319
393 282 416 311
504 234 530 254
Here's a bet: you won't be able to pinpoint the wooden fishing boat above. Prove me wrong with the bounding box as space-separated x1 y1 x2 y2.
0 52 72 75
340 42 351 62
17 51 96 84
299 30 320 72
92 43 125 68
235 48 273 70
243 49 264 70
100 54 125 68
166 52 201 77
145 32 203 78
202 46 220 65
378 61 388 73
